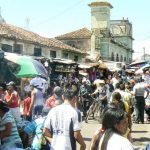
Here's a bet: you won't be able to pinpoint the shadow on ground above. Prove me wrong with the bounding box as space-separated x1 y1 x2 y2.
133 137 150 143
84 137 92 142
132 131 148 133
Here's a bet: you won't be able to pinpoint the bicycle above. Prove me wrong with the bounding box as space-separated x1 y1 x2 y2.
85 96 105 123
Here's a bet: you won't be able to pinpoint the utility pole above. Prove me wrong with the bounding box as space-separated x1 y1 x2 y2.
143 47 145 60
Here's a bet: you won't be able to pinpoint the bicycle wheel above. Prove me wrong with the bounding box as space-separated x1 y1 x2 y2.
85 101 98 123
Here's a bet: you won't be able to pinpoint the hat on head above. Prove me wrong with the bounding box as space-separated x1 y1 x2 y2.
0 101 9 112
99 80 105 84
7 81 15 87
30 80 38 87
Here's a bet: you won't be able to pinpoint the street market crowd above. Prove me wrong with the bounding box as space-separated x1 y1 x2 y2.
0 69 150 150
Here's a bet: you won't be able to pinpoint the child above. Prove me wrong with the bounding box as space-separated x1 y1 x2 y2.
22 92 32 121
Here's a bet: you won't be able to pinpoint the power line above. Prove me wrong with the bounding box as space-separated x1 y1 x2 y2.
35 0 85 28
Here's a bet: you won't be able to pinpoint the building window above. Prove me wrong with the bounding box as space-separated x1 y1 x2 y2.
111 52 114 61
34 48 41 56
50 51 56 58
63 52 69 59
124 57 126 62
14 44 23 54
120 55 123 62
116 53 119 62
2 44 12 52
74 55 78 62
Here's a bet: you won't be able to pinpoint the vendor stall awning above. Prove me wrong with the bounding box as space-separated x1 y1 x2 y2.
78 64 92 69
52 58 76 65
103 61 122 71
78 63 99 69
79 71 88 76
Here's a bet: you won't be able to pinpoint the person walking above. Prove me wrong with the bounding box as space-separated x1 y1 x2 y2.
132 78 149 124
27 80 44 119
90 107 133 150
45 86 63 109
43 89 86 150
79 78 92 117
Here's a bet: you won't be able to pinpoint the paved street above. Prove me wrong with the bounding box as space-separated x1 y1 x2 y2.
77 118 150 150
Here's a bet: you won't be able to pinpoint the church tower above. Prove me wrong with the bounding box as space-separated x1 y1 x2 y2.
0 8 5 24
88 0 113 58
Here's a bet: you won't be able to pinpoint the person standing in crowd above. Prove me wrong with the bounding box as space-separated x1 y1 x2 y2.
22 92 32 121
110 92 132 139
27 80 44 119
105 79 114 103
79 78 92 117
111 72 120 89
90 108 133 150
92 80 108 112
142 70 150 85
43 89 86 150
0 101 23 149
132 78 149 124
24 108 51 150
4 81 21 124
45 86 63 109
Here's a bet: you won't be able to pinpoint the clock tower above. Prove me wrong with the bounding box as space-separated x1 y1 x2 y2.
88 0 113 56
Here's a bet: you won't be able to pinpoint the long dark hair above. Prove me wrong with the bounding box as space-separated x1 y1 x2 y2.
111 92 125 111
100 108 127 150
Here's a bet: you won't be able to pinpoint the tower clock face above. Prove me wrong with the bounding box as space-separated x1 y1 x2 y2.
111 25 126 35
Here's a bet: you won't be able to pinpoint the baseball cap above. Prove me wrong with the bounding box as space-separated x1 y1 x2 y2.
7 81 15 87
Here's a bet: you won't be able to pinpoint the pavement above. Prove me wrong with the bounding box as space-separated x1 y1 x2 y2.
77 117 150 150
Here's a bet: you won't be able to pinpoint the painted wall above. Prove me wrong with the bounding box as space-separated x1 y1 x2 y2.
1 38 82 62
60 38 90 52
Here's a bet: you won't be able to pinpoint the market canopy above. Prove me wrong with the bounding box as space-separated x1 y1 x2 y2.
102 61 122 72
135 64 150 75
78 63 99 69
52 58 77 65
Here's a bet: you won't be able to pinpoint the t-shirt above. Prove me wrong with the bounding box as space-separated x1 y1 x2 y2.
44 104 81 150
45 95 56 108
133 83 147 97
99 133 134 150
34 88 44 106
23 97 31 115
0 112 22 148
94 86 107 101
5 91 19 108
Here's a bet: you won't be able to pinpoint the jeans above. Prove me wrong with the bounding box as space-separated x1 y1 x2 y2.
33 105 43 119
135 96 145 123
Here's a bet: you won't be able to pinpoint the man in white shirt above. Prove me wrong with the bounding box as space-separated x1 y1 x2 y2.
132 78 149 123
43 89 86 150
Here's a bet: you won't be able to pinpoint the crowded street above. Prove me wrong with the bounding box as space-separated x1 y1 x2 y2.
0 0 150 150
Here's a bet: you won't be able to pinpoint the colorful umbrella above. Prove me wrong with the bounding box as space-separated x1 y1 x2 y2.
135 64 150 75
5 53 48 78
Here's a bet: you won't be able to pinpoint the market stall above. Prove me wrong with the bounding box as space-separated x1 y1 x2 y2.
49 58 79 83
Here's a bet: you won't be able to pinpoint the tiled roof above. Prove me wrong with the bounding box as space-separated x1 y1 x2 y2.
0 23 84 54
55 27 91 40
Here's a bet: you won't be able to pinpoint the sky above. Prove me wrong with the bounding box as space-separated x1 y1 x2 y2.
0 0 150 59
